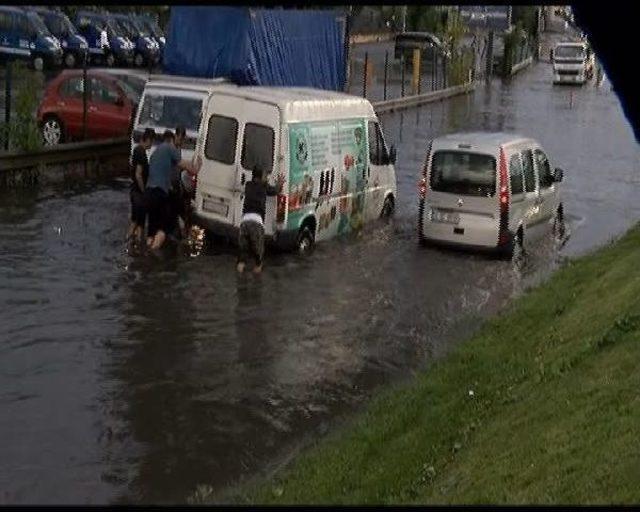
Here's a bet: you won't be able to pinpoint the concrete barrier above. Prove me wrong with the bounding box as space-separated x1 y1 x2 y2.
372 82 476 114
511 56 534 76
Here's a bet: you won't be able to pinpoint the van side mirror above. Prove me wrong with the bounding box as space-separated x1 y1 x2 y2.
554 167 564 183
388 146 397 165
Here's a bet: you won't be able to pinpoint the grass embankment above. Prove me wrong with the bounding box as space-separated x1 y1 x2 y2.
240 225 640 504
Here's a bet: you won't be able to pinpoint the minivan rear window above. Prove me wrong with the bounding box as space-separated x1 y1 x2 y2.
430 151 496 197
138 93 204 133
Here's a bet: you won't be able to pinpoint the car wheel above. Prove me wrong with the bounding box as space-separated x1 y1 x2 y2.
42 116 64 146
512 228 525 267
134 52 144 67
32 56 44 72
105 53 115 67
64 52 76 68
296 225 315 254
380 195 395 218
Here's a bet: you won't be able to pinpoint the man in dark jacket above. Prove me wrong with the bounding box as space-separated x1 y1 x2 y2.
127 128 155 242
237 167 285 274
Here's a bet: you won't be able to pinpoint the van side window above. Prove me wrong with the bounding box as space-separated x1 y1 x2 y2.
534 149 554 188
241 123 274 175
522 149 536 193
368 121 389 165
205 115 238 165
0 12 12 32
509 154 524 195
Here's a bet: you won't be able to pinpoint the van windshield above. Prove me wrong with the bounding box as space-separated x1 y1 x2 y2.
555 45 585 60
138 93 204 133
430 150 496 197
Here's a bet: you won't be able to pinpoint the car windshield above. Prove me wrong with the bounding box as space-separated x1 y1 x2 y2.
555 45 585 59
27 12 52 37
430 150 496 197
138 93 204 133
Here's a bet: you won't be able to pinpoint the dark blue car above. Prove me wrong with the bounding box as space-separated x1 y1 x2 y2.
135 14 165 62
0 6 62 70
112 13 159 68
33 8 88 68
75 11 134 67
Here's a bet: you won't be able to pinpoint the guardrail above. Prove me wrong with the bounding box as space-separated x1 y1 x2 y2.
510 56 534 76
0 137 130 172
372 81 476 114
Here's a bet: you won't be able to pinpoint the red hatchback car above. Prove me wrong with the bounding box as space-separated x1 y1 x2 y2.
37 69 140 146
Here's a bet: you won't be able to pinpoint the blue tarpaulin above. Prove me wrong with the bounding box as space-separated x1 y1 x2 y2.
163 7 348 91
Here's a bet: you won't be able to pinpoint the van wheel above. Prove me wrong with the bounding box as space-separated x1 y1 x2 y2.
380 195 395 218
64 52 76 68
512 228 525 266
134 52 144 67
42 116 64 146
296 225 315 254
32 56 44 72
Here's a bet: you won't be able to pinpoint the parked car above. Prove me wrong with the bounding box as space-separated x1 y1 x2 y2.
91 67 148 101
37 69 139 145
33 7 87 68
418 132 564 257
75 11 134 67
112 13 160 68
0 6 62 70
193 86 397 252
135 13 165 59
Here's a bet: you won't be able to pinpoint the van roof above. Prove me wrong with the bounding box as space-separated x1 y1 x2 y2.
145 75 229 93
0 6 26 14
210 85 375 122
433 131 533 149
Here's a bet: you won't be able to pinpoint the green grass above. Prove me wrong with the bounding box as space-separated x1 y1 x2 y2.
227 225 640 504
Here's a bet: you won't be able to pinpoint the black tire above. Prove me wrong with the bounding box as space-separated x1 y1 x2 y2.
64 52 76 68
296 225 315 254
380 195 395 218
32 56 44 72
41 116 65 146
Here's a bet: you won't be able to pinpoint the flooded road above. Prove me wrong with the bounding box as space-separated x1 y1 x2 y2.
1 59 638 504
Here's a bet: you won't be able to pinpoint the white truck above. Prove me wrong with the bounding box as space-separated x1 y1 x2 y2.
552 41 594 85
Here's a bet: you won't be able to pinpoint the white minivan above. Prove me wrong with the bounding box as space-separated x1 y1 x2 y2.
193 86 398 251
418 132 565 256
131 74 229 161
552 41 594 85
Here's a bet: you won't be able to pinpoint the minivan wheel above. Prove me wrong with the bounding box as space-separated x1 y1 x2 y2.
42 116 64 146
32 56 44 72
134 52 144 67
64 52 76 68
296 225 315 254
380 195 395 218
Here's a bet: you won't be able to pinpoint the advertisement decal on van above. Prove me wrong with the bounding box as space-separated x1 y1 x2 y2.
287 118 368 239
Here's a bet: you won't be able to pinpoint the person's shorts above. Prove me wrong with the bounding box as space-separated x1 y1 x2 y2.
130 188 147 226
238 220 265 266
145 187 170 238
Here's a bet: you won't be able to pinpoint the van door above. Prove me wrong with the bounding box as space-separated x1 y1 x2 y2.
234 100 280 236
533 147 558 224
197 94 243 226
366 119 390 221
521 147 542 232
507 151 526 232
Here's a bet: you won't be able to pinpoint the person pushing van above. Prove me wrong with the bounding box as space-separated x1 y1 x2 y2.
237 167 285 274
127 127 155 242
145 130 201 251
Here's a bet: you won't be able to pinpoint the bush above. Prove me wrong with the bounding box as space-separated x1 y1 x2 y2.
0 61 43 152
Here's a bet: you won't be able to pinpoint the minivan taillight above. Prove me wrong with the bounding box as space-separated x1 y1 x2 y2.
498 147 510 245
418 178 427 199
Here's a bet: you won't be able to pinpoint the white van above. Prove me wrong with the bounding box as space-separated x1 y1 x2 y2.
552 41 594 85
418 132 564 256
131 74 229 161
193 86 398 251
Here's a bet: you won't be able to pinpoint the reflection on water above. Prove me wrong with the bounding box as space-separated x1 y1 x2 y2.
1 59 639 504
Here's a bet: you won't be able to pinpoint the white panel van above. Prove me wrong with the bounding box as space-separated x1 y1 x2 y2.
193 86 398 252
418 132 565 257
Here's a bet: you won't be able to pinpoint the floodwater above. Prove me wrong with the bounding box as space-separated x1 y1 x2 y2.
0 58 638 504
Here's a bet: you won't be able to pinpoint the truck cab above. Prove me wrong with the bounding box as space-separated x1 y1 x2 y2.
552 41 594 85
34 8 87 68
0 6 62 70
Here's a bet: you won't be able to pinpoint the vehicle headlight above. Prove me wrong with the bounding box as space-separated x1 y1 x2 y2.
29 42 35 50
61 40 68 48
159 36 165 44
